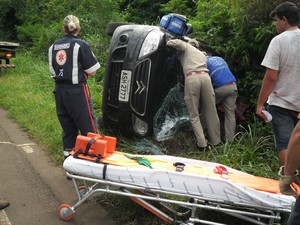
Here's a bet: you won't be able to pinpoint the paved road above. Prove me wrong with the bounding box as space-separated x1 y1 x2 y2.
0 108 116 225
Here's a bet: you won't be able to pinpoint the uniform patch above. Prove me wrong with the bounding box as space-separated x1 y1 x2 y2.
54 43 70 50
56 50 67 66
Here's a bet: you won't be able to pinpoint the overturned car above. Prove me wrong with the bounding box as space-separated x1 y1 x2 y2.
100 14 214 139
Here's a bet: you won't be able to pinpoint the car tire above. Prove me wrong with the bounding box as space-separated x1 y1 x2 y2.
106 22 131 36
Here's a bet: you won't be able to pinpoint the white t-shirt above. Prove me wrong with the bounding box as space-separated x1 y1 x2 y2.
261 29 300 111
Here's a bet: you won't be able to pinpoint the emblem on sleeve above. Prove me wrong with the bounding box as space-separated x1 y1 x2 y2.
56 50 67 65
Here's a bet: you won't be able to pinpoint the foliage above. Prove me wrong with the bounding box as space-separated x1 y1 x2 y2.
185 0 278 114
236 69 264 110
193 0 275 65
1 0 123 60
0 0 21 40
207 120 276 178
119 0 169 24
160 0 197 18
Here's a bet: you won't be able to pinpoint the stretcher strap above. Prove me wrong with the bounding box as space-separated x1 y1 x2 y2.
84 137 96 155
102 164 107 180
74 137 103 163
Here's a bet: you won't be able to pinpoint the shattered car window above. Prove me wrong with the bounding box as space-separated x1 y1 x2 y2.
153 83 191 141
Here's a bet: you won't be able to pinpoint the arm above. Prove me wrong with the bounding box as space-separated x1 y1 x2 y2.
256 68 278 120
285 121 300 175
166 39 185 52
81 42 100 77
279 121 300 196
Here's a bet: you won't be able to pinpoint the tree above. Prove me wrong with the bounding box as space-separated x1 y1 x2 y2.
0 0 21 40
119 0 169 24
189 0 283 107
0 0 123 60
161 0 197 18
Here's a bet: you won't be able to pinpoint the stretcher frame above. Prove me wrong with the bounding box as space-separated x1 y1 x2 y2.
58 166 293 225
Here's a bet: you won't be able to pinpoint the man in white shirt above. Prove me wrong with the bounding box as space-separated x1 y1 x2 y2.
256 1 300 167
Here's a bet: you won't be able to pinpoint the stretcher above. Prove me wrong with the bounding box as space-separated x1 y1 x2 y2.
58 133 296 224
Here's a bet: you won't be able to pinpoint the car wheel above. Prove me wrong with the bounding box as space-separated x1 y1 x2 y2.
106 22 131 36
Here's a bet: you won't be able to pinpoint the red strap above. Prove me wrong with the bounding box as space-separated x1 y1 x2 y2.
214 166 229 179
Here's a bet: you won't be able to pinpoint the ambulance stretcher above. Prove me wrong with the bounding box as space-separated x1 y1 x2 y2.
57 133 296 225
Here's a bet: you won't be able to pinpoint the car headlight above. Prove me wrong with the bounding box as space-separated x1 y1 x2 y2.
139 30 161 59
132 114 148 136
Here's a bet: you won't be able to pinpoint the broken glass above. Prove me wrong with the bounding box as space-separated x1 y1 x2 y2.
153 82 191 141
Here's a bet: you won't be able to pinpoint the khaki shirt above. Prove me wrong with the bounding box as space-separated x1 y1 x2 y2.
166 39 208 76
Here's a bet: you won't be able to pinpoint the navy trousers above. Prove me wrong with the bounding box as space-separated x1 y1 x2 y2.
54 83 98 151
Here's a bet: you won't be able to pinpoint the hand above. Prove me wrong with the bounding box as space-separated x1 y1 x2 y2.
164 33 173 44
278 166 300 196
256 105 268 121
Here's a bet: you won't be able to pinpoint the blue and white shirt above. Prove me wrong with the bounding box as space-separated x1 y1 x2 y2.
207 56 236 89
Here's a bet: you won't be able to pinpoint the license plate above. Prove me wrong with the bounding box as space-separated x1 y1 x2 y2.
118 70 132 102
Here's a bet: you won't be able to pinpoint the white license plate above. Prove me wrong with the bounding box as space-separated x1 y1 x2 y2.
118 70 132 102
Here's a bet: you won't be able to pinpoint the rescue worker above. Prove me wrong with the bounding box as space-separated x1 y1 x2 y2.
48 15 100 161
207 56 238 142
166 38 221 149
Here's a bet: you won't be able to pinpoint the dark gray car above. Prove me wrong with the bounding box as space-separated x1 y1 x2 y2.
100 23 186 138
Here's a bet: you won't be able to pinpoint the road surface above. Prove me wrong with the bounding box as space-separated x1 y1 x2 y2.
0 108 116 225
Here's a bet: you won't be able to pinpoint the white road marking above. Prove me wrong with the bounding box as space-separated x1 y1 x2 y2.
0 210 12 225
0 142 12 145
16 143 35 147
0 141 35 153
20 145 34 153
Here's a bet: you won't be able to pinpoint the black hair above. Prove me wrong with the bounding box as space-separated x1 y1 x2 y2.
270 1 300 26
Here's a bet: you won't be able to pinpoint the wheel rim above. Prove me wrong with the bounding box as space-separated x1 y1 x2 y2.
58 203 75 221
79 186 88 196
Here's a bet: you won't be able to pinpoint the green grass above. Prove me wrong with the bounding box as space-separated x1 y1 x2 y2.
0 51 103 163
0 51 286 224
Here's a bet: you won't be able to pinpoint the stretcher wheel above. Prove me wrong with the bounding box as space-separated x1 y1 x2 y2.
58 204 75 221
78 186 88 197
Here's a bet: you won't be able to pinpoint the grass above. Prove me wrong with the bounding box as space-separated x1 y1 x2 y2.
0 51 103 163
0 51 287 224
